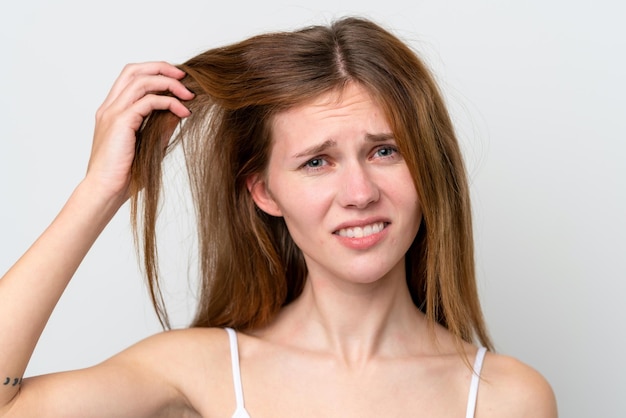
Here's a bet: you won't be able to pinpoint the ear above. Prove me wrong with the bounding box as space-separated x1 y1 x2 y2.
246 174 283 217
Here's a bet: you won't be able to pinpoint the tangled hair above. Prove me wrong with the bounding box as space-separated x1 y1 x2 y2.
130 16 493 352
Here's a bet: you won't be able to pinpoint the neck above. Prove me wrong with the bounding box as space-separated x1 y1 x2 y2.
272 261 428 366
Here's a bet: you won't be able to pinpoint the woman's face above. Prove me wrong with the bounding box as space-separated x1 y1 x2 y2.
249 83 422 285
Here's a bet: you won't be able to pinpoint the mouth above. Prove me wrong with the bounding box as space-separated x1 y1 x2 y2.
334 221 388 238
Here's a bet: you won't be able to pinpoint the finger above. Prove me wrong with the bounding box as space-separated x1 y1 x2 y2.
109 62 186 97
101 62 187 110
120 94 191 131
99 75 194 121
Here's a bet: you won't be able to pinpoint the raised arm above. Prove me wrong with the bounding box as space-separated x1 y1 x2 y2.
0 62 194 416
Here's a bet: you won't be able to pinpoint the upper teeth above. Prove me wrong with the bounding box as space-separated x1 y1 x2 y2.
337 222 385 238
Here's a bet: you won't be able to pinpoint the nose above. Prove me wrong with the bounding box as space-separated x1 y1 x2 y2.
338 161 380 209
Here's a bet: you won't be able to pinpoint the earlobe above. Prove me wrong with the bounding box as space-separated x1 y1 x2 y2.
246 174 283 217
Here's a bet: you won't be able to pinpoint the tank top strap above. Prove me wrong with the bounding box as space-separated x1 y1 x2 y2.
465 346 487 418
225 327 251 418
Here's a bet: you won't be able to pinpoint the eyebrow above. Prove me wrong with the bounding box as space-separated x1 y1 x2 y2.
292 139 337 159
291 133 395 159
365 133 395 143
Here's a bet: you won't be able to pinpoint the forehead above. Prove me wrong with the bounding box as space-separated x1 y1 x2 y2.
270 83 389 138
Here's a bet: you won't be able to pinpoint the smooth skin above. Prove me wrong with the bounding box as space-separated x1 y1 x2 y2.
0 63 557 417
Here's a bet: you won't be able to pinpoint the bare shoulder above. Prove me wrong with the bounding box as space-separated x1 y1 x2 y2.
2 327 232 418
115 326 229 362
97 327 229 378
477 352 558 418
99 327 230 393
117 327 236 416
110 327 233 397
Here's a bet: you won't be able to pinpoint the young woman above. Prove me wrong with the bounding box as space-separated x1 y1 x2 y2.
0 17 557 417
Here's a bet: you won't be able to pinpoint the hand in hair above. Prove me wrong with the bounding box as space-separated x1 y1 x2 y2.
86 62 194 200
0 62 195 415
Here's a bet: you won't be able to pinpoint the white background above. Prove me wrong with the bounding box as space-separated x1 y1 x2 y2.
1 1 624 417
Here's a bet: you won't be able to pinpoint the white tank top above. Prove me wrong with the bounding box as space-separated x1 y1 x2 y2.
225 328 487 418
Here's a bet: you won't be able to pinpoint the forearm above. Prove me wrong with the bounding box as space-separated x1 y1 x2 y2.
0 179 125 405
0 61 192 412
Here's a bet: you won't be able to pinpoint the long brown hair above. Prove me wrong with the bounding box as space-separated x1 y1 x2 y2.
130 16 493 351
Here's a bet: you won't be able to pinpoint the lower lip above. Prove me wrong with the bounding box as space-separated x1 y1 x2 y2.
333 225 389 250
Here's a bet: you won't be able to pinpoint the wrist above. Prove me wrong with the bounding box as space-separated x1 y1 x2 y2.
79 175 130 206
72 178 129 222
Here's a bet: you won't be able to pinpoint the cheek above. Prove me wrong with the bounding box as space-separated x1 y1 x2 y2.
386 174 422 226
271 181 335 242
273 175 334 212
278 188 329 224
384 168 419 200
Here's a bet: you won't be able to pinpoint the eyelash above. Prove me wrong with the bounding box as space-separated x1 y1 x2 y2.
373 145 399 159
303 157 328 170
301 145 400 172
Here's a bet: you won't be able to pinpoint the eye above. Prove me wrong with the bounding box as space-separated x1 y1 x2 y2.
373 145 399 159
302 157 328 171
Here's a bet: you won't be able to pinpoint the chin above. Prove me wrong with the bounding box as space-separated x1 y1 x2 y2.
339 263 405 286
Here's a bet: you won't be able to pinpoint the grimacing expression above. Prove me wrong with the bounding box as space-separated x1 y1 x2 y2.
249 83 422 286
